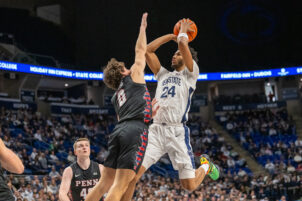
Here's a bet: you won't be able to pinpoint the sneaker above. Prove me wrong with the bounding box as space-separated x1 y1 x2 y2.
200 154 220 180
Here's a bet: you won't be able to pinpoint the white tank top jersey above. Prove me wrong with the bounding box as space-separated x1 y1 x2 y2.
153 60 199 124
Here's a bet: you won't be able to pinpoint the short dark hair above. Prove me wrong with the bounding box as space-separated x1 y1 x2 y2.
103 58 124 90
189 46 198 63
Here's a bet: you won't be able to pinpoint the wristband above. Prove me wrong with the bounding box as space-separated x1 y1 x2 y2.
177 33 189 42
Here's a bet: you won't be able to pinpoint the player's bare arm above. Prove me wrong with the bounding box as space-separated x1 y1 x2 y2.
146 34 177 75
130 12 148 84
59 167 73 201
99 164 104 174
178 19 194 72
0 138 24 174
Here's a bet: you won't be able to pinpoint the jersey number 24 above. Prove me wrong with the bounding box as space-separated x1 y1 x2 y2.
160 86 176 98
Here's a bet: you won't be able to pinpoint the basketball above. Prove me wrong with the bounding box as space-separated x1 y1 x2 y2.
173 19 198 42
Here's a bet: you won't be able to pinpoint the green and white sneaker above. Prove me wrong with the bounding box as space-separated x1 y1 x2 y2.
200 154 220 180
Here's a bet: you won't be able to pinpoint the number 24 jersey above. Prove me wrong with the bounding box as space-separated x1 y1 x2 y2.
153 61 199 124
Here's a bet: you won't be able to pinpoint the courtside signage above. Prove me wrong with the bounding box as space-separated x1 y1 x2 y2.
0 60 301 81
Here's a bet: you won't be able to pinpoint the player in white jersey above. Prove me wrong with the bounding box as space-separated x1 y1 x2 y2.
120 19 220 201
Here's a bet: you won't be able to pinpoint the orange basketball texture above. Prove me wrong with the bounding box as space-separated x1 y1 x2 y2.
173 19 198 42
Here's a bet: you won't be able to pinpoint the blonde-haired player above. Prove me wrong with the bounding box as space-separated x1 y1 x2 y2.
59 138 104 201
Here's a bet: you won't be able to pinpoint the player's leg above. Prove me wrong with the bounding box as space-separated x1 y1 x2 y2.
86 128 120 201
168 126 219 191
104 169 136 201
180 154 220 191
120 165 148 201
166 125 199 191
180 169 205 191
179 158 208 191
121 124 165 201
86 167 116 201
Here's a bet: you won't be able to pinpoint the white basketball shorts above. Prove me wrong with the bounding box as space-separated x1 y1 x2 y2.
142 123 196 179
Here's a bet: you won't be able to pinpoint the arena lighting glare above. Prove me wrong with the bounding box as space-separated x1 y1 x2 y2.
64 83 69 87
0 60 302 82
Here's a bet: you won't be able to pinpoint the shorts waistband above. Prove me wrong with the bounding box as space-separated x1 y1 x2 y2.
153 122 185 127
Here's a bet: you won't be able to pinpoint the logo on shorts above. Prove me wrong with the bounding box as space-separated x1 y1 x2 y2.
93 172 97 175
75 174 80 177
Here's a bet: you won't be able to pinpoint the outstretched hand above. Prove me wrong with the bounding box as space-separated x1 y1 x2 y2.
180 18 195 34
141 12 148 29
151 98 160 118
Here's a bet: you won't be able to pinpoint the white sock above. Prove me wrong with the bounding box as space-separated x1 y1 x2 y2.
201 164 209 174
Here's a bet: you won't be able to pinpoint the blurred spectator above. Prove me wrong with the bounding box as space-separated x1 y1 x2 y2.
67 150 76 163
47 178 59 195
30 148 38 161
34 130 43 141
49 151 59 164
49 166 60 179
38 153 48 170
265 160 275 174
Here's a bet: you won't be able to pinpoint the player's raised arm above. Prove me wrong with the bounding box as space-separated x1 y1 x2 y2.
177 19 194 72
130 12 148 84
59 167 73 201
0 138 24 174
146 34 176 75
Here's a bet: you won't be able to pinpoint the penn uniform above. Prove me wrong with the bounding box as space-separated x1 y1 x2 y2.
0 165 14 201
70 161 102 201
104 75 152 172
142 61 199 179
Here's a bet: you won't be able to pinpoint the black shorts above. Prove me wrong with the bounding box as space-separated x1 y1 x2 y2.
104 120 148 172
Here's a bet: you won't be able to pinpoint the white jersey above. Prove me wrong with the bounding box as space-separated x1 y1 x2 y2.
153 61 199 123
